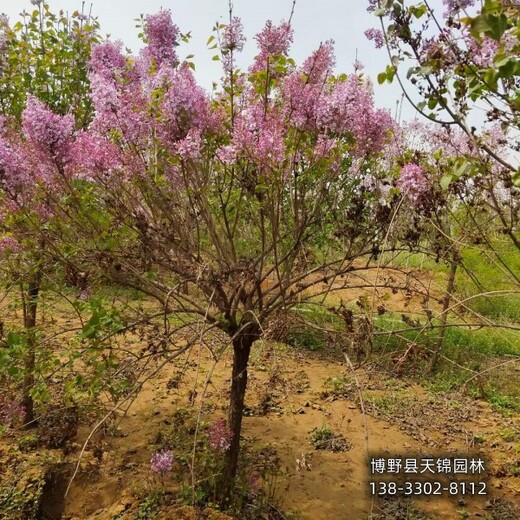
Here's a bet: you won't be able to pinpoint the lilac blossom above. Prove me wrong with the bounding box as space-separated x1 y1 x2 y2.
152 64 222 141
231 107 286 169
145 10 180 66
208 419 233 453
367 0 379 12
90 41 126 79
397 163 430 204
222 17 246 73
301 41 335 84
251 20 293 73
316 75 394 157
22 96 74 158
364 28 384 49
175 129 202 161
255 20 292 56
0 138 30 191
442 0 476 18
68 131 122 179
150 449 174 474
216 144 238 165
222 17 246 53
0 236 21 256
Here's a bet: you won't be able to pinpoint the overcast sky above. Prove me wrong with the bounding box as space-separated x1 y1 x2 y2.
0 0 447 120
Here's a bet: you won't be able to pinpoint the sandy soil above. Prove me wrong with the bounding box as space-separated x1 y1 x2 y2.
1 267 519 519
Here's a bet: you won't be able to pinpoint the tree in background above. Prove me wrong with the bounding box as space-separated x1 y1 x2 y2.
366 0 519 372
367 0 518 213
0 1 99 424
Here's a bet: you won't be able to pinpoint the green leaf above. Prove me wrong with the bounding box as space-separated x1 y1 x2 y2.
409 4 427 18
7 331 22 347
440 175 453 190
512 169 520 188
470 13 509 41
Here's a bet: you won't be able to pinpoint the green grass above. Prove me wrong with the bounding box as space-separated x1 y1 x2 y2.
372 313 520 412
374 314 520 358
386 239 520 323
284 303 344 351
457 241 520 323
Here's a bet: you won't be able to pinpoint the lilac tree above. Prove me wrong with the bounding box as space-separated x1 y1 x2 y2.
0 96 77 423
61 10 397 499
367 0 519 246
0 2 99 424
2 8 397 500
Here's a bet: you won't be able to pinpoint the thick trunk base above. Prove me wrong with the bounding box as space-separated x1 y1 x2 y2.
218 333 254 505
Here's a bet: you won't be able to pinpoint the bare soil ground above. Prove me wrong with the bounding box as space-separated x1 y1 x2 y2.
56 341 519 519
1 267 519 519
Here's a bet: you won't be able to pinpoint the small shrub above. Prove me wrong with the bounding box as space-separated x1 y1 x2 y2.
38 405 78 449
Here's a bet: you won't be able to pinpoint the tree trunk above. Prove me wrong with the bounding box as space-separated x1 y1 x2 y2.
22 279 41 426
431 254 458 372
219 332 254 505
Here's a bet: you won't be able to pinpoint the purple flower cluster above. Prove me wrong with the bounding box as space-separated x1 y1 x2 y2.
255 20 293 56
367 0 379 12
0 138 30 191
150 449 174 474
22 96 74 157
90 41 126 79
208 419 233 453
69 131 122 179
176 129 202 161
464 34 500 68
316 75 394 157
222 17 246 73
222 17 246 53
154 64 221 140
229 105 286 170
216 144 237 165
301 41 335 84
251 20 293 73
0 236 21 256
145 10 180 66
397 163 430 205
442 0 476 18
364 28 384 49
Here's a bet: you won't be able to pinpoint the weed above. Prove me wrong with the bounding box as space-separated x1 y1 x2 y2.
18 434 39 452
310 425 351 452
135 493 161 519
487 391 520 417
370 496 433 519
365 393 407 416
498 428 518 442
472 433 486 444
322 375 352 399
481 497 520 520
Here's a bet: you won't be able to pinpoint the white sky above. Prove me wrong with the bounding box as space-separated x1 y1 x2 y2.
0 0 448 120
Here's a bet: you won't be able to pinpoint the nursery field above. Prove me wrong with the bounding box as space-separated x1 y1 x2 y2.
1 261 520 519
